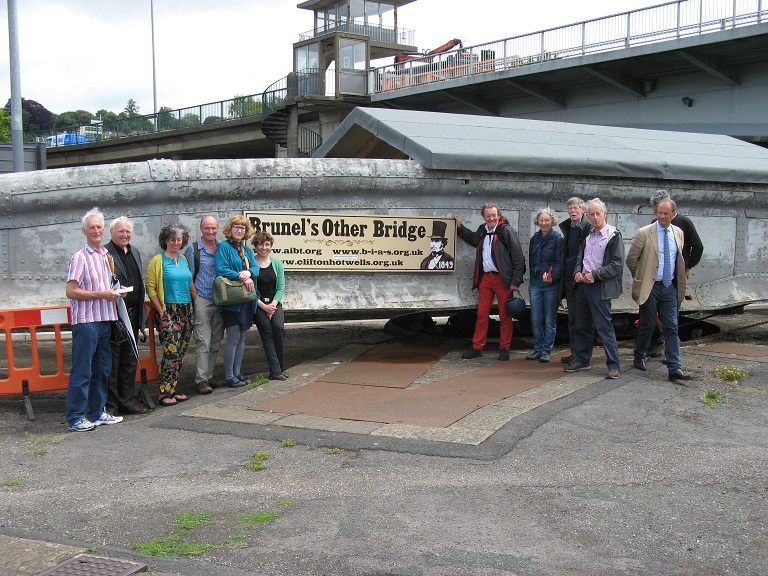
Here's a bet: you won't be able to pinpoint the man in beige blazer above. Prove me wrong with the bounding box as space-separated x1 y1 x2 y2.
626 199 693 383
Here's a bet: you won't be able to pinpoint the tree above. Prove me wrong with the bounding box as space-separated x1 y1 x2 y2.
156 106 179 131
124 99 140 117
3 98 54 133
94 109 119 124
179 113 200 128
0 108 10 142
228 95 262 119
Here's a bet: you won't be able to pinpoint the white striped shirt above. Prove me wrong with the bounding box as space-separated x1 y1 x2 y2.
66 244 118 324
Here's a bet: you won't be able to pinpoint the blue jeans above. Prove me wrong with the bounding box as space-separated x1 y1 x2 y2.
572 282 620 371
529 283 559 353
66 321 112 425
634 282 682 373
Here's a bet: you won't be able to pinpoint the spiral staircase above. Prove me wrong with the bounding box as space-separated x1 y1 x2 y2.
261 69 323 157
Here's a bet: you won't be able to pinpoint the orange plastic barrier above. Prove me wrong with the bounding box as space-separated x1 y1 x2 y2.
0 305 159 397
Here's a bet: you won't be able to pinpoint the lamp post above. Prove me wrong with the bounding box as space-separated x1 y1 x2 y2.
7 0 23 171
151 0 158 130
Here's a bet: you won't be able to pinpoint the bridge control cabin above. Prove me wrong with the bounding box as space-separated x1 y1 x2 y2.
294 0 417 98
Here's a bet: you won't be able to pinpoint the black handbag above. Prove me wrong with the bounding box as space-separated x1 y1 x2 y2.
111 320 131 344
212 276 257 306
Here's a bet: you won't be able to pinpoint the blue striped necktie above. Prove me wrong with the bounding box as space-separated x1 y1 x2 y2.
663 228 673 287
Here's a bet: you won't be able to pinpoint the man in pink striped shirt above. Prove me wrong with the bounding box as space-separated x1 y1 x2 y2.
65 208 125 432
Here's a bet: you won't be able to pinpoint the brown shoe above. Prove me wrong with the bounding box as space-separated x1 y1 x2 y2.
208 378 227 388
121 403 148 415
633 357 647 371
197 381 213 395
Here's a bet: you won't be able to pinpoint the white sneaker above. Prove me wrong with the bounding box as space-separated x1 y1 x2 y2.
68 418 96 432
93 412 123 426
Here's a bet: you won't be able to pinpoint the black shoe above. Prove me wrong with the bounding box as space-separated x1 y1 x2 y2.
462 348 482 359
226 378 246 388
668 371 693 383
633 357 647 371
564 359 591 373
498 349 509 361
270 373 287 381
560 354 574 364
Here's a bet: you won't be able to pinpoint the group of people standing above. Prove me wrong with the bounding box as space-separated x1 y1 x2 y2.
64 209 287 432
455 193 702 383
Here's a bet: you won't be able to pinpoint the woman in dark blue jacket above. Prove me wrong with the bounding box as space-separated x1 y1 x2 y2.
215 215 258 387
527 208 564 363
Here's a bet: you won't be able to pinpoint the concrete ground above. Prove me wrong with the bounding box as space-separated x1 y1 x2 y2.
0 312 766 576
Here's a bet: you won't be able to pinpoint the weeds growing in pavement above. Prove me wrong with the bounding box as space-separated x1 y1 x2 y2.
26 435 64 456
711 365 747 384
130 506 289 557
281 438 297 447
175 512 213 534
247 450 271 470
237 512 282 527
700 388 723 408
247 374 269 389
1 479 24 487
325 447 344 455
307 442 318 450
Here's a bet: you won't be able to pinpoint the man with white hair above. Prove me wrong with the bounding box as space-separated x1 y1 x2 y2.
565 198 624 379
65 208 124 431
105 216 147 415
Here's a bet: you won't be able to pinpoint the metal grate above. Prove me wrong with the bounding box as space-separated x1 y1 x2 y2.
35 554 146 576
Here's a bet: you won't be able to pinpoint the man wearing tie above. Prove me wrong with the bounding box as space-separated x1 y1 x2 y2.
626 198 693 383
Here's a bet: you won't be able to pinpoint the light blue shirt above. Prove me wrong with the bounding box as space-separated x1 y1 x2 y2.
482 225 499 273
655 222 678 282
185 239 219 300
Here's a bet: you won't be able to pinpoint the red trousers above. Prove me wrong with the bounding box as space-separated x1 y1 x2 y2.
472 272 513 351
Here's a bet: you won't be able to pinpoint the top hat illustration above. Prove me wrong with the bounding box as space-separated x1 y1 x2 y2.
429 220 448 240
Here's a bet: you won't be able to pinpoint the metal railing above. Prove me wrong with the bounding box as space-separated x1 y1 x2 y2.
369 0 767 94
262 67 337 114
299 21 414 45
33 93 266 147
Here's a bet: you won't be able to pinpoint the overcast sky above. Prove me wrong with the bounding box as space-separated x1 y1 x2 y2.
2 0 656 116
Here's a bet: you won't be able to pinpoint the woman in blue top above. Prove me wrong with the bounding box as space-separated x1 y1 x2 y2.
527 208 564 363
146 222 196 405
215 215 258 387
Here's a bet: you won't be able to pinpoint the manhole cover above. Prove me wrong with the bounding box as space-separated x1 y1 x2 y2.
356 351 441 364
35 554 146 576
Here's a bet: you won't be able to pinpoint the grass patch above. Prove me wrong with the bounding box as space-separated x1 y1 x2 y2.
130 505 290 558
1 479 24 487
711 365 748 384
345 324 364 336
700 388 723 408
174 512 212 533
306 441 318 450
130 534 215 558
325 447 343 455
247 374 269 389
247 450 271 471
29 448 49 456
281 438 296 447
237 512 282 528
26 435 64 445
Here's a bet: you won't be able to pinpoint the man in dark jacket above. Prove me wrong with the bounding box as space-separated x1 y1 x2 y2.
105 216 147 415
565 198 624 379
454 203 526 361
559 197 592 364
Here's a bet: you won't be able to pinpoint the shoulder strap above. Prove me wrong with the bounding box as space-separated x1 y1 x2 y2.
192 242 201 282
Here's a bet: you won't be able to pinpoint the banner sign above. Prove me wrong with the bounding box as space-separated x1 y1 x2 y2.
245 212 457 272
